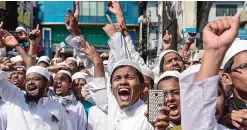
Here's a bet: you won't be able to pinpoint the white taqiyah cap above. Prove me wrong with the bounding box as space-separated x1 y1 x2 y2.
112 59 142 75
157 71 180 85
103 60 108 65
72 72 89 81
26 66 50 81
57 70 72 79
140 66 155 80
66 57 77 64
37 56 50 65
15 26 26 33
14 55 24 63
57 62 70 68
221 40 247 70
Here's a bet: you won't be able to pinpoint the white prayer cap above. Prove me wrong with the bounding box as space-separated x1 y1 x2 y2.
14 55 23 63
26 66 50 81
37 56 50 65
157 71 180 85
66 57 77 64
112 59 142 74
140 66 155 80
10 57 15 63
57 70 72 79
15 26 26 33
57 62 70 68
103 60 108 65
221 40 247 69
72 72 89 81
158 50 181 65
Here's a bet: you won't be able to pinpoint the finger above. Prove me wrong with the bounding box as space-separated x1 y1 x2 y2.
36 24 39 30
156 115 170 122
215 18 225 35
0 21 3 28
230 120 243 130
74 1 80 19
231 11 241 31
165 30 168 35
154 121 169 128
159 106 170 112
106 14 113 24
209 21 219 35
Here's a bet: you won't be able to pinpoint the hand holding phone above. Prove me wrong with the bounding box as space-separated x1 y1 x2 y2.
188 32 200 39
148 90 165 123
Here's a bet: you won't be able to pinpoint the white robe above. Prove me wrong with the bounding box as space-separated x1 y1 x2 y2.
180 64 234 130
0 70 70 130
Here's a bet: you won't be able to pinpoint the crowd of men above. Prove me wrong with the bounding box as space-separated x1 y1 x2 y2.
0 1 247 130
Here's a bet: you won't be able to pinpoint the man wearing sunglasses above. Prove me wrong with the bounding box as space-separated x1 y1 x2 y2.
220 40 247 129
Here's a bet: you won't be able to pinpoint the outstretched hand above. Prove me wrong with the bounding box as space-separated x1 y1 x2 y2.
0 57 14 71
29 24 41 45
80 40 101 64
108 1 123 17
0 30 19 47
162 30 172 50
103 14 118 37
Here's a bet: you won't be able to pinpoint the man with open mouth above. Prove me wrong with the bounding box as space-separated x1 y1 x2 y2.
0 62 70 129
9 66 26 91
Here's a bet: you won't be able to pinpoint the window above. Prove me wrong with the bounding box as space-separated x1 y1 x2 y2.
79 1 105 16
216 5 237 16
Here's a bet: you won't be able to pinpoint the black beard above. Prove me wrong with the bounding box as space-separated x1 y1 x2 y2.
25 93 42 103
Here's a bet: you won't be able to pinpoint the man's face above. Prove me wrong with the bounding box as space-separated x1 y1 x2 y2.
158 78 181 123
230 51 247 93
141 75 153 101
16 30 27 41
10 68 26 89
15 61 25 66
53 73 70 96
25 73 47 97
66 59 77 73
37 61 49 68
162 52 185 73
72 78 87 99
111 66 144 108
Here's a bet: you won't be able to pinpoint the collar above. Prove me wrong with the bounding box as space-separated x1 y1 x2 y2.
51 93 77 106
122 99 144 112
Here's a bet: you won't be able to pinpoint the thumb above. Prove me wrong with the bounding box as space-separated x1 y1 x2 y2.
231 12 241 31
165 30 168 35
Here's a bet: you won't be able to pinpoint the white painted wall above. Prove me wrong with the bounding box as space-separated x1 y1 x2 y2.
208 1 244 22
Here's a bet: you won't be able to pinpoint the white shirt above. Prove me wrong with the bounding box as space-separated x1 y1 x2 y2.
87 106 108 130
0 70 70 130
88 77 154 130
179 64 234 130
0 100 7 130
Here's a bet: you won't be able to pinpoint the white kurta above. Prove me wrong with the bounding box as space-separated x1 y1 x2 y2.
0 100 6 130
87 106 108 130
63 101 87 130
179 64 234 130
88 77 154 130
0 70 70 130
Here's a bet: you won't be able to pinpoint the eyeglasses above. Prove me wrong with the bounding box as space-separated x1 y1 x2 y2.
26 77 41 83
230 63 247 73
163 89 180 96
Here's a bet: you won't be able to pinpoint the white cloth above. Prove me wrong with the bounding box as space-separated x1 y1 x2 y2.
87 106 108 130
0 70 70 130
37 56 50 65
57 70 72 78
157 71 180 85
14 55 24 63
72 72 89 81
0 100 7 130
26 66 50 81
179 64 233 130
140 66 155 80
87 77 154 130
16 26 26 33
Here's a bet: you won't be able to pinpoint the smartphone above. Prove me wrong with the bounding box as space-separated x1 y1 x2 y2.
66 36 85 51
188 32 200 39
240 11 247 23
9 31 19 39
148 90 165 124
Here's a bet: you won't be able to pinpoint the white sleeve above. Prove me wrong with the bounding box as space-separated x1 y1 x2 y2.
0 70 20 102
107 32 131 72
179 64 219 130
124 35 146 66
78 104 87 130
87 77 108 113
0 101 6 130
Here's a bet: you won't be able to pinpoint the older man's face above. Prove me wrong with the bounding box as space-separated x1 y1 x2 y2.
162 52 185 74
111 66 144 108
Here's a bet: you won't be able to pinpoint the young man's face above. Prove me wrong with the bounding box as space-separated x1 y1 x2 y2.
141 75 153 101
25 73 47 97
161 52 185 74
53 73 71 96
158 78 181 123
66 59 77 74
10 68 26 90
111 66 144 108
72 78 87 100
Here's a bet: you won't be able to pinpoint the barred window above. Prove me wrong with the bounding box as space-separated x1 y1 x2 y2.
216 5 237 16
79 1 105 16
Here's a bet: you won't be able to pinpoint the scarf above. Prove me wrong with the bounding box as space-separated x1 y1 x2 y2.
51 92 77 106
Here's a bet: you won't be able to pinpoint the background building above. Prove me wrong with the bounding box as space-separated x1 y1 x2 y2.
37 1 139 58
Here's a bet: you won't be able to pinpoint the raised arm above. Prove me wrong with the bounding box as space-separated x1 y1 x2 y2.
26 24 41 69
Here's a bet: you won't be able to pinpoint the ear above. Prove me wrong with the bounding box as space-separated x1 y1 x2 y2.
139 83 145 92
221 73 233 86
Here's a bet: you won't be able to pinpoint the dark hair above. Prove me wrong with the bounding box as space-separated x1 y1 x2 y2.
223 56 234 73
157 76 179 88
110 65 144 84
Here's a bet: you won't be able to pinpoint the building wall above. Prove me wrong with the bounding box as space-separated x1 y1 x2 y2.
208 1 244 22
